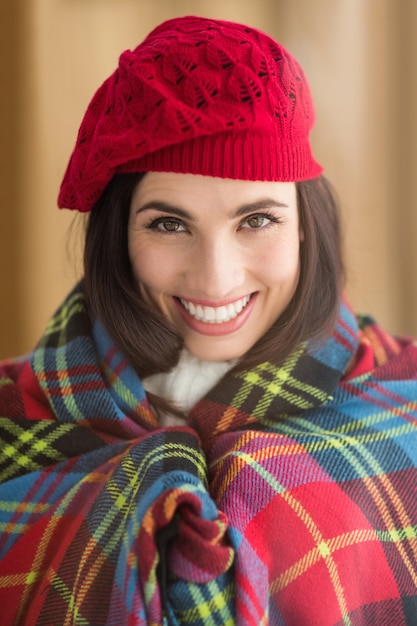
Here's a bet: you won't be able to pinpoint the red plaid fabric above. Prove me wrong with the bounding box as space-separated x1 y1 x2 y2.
0 285 416 624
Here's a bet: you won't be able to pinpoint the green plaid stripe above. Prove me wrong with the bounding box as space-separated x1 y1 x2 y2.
0 418 106 483
40 291 86 346
169 577 235 625
232 352 331 419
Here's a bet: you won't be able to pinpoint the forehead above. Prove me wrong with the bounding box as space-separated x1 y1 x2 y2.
131 171 297 209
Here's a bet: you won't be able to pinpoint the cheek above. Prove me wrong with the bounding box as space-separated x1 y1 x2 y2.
255 237 301 285
128 242 179 294
130 248 159 289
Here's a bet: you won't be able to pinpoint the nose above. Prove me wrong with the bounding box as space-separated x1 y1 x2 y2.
186 235 246 299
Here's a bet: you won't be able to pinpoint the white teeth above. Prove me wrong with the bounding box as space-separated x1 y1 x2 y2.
215 306 228 322
227 303 236 317
179 295 251 324
204 307 216 322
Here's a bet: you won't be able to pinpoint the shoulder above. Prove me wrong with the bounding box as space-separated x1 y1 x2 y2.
357 313 415 364
0 355 51 420
344 313 417 381
0 356 29 418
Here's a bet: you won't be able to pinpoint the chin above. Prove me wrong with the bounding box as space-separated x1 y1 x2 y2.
185 341 247 363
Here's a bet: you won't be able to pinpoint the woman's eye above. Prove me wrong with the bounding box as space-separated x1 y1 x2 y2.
148 218 186 232
241 214 277 229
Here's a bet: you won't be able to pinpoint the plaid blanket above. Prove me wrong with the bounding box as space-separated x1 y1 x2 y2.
0 284 416 625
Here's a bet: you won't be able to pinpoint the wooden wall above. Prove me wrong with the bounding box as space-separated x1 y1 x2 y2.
1 0 416 359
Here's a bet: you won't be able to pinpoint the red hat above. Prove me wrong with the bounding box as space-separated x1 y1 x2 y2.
58 16 322 212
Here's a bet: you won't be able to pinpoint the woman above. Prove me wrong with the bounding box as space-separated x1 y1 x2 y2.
0 15 416 625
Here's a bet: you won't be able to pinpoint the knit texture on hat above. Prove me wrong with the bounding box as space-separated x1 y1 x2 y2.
58 16 323 212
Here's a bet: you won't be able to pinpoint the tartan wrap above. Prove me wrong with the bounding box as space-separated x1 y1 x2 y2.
0 284 416 625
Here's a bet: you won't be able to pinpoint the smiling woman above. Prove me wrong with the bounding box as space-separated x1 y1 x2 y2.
83 170 342 389
0 15 416 626
128 173 302 362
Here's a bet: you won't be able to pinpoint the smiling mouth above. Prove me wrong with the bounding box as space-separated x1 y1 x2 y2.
178 294 253 324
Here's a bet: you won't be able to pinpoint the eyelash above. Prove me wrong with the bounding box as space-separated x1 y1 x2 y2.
144 211 282 234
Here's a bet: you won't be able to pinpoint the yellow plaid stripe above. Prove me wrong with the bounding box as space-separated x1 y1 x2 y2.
276 415 417 572
0 419 79 483
19 440 208 618
211 432 351 619
210 430 306 501
173 580 235 625
42 292 85 340
228 420 417 587
231 354 330 420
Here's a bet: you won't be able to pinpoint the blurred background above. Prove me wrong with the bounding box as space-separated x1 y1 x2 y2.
1 0 416 360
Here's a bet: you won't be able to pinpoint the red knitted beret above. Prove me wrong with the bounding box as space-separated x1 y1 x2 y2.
58 15 323 212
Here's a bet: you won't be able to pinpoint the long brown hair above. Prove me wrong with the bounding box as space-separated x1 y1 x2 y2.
83 173 344 381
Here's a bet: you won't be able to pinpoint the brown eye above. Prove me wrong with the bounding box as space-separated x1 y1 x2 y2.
240 213 280 230
245 215 268 228
248 216 263 228
160 219 181 232
147 217 187 232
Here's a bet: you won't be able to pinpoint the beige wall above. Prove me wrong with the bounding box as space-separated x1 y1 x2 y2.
1 0 416 359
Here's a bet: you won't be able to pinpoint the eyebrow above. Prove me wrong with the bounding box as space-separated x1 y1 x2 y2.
135 198 289 219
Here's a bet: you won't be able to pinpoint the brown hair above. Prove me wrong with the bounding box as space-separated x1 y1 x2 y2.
83 173 344 382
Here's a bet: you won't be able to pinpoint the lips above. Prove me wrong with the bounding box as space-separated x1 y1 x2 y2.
174 293 257 337
178 294 251 324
